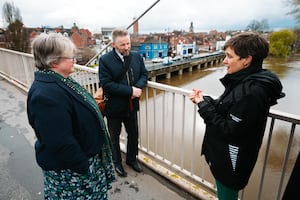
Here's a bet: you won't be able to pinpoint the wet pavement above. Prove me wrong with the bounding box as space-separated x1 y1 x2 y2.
0 77 198 200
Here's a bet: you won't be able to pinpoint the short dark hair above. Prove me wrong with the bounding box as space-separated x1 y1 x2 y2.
224 32 269 64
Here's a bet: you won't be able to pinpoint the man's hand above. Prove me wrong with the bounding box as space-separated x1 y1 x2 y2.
132 86 142 98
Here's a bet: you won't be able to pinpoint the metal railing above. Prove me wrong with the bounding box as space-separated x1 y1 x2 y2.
1 47 300 200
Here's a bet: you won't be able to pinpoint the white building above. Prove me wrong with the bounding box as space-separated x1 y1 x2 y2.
176 43 196 58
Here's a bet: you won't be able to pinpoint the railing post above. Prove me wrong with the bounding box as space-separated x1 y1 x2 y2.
276 123 296 200
258 118 275 200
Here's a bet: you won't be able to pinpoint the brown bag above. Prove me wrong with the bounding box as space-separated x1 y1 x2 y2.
94 87 106 116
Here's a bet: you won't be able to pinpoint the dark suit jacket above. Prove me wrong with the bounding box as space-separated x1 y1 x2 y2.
27 72 104 174
98 49 148 118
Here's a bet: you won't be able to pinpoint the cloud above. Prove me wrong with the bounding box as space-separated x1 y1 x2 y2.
0 0 295 33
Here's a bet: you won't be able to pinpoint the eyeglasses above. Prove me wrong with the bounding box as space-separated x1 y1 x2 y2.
60 56 76 62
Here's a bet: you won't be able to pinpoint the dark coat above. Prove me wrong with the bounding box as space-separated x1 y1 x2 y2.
27 72 105 174
198 65 284 190
98 49 148 118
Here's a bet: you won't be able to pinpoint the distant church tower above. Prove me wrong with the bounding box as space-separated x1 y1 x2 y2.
133 17 139 34
189 22 194 33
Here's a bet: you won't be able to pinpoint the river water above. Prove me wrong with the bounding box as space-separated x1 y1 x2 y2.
151 54 300 199
158 55 300 115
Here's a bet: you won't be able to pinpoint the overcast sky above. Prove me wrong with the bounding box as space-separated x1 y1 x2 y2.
0 0 296 33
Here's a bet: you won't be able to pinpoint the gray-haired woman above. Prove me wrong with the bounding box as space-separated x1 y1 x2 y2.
27 33 115 199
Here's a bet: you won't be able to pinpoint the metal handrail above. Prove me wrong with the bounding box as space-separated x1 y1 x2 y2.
1 48 300 200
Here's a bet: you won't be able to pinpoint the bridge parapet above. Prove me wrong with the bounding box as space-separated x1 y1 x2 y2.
1 48 299 200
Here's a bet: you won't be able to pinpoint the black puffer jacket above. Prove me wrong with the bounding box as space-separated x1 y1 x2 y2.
198 64 284 190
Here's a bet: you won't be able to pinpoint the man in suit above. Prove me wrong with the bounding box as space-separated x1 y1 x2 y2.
98 28 148 177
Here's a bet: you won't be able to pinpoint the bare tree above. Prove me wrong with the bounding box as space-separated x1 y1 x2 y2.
260 19 270 31
2 1 29 52
246 19 269 32
286 0 300 24
2 1 22 25
5 19 29 52
247 20 261 31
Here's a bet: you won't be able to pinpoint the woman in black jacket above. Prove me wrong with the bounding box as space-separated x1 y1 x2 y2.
189 32 284 200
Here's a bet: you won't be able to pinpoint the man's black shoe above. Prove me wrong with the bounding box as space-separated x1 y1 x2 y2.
115 164 127 177
126 161 143 173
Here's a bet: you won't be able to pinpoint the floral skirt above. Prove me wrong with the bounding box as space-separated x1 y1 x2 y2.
43 154 115 200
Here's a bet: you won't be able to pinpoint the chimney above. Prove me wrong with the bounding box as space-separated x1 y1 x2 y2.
133 17 139 34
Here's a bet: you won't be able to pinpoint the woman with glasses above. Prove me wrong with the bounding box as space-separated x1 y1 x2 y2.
27 33 115 199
